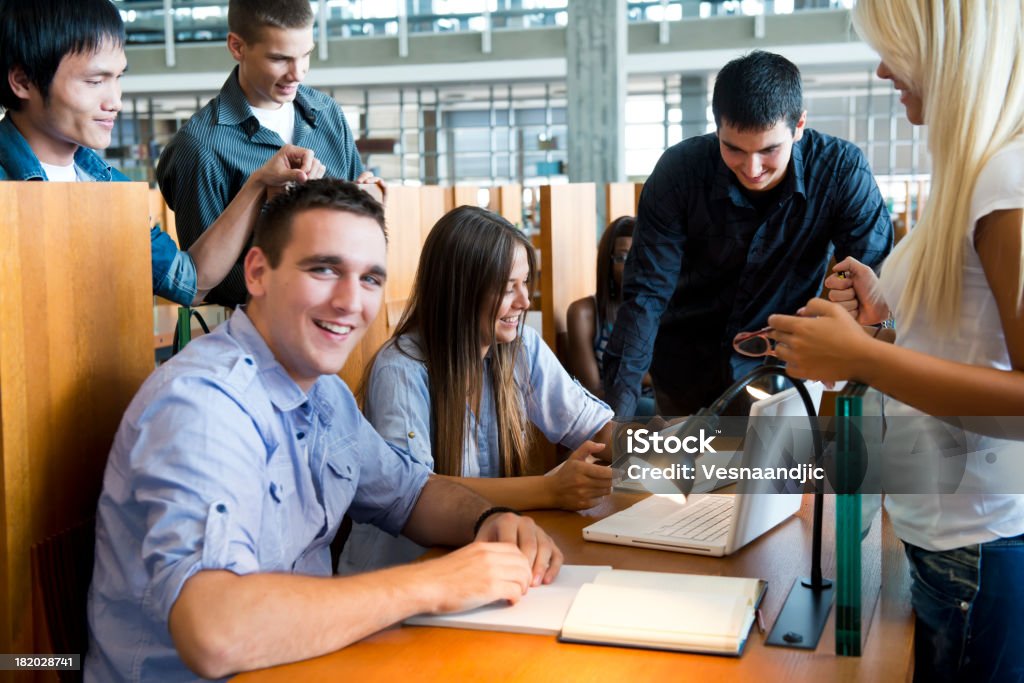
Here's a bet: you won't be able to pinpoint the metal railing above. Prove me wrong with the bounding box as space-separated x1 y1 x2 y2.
114 0 852 45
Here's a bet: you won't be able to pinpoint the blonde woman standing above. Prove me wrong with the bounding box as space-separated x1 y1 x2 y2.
769 1 1024 680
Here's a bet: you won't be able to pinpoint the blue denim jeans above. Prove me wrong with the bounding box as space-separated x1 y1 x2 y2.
905 533 1024 682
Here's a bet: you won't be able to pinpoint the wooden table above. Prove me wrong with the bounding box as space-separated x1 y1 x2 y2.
234 493 914 682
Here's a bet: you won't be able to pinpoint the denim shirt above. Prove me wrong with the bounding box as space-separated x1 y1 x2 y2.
0 115 197 305
339 325 614 574
603 129 893 415
85 309 430 683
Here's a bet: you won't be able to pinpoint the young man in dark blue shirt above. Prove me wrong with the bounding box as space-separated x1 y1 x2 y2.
603 50 893 416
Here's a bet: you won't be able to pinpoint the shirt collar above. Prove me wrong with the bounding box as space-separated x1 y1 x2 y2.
72 145 118 181
789 134 807 198
0 115 115 181
225 308 334 422
710 140 734 203
213 67 322 139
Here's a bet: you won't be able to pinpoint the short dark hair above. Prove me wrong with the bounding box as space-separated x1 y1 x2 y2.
0 0 124 111
712 50 803 133
253 179 387 268
228 0 314 44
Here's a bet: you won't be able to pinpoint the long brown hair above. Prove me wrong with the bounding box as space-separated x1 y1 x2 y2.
393 206 536 477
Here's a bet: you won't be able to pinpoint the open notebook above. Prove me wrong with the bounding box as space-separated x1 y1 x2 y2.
406 565 765 657
559 569 766 656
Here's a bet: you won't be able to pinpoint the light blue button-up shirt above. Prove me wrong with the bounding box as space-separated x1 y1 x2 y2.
85 309 430 683
339 325 614 574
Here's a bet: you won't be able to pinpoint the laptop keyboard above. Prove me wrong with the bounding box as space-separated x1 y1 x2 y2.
649 496 734 543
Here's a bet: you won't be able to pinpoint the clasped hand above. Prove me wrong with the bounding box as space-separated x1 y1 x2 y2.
767 258 889 382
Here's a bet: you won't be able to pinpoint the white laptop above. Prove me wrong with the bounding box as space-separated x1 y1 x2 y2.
583 382 822 557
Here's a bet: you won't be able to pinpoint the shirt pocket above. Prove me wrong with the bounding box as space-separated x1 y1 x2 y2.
263 458 299 569
322 435 359 536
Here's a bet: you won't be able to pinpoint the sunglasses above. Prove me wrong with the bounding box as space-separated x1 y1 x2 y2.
732 326 776 357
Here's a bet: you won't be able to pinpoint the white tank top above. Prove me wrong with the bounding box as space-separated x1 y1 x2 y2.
879 140 1024 551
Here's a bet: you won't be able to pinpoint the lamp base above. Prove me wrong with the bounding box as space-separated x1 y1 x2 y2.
765 576 835 650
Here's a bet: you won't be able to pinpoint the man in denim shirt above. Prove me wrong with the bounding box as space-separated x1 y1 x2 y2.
603 51 893 416
86 180 562 682
0 0 329 306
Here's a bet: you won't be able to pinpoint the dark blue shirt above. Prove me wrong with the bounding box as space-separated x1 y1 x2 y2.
603 129 893 416
156 67 364 307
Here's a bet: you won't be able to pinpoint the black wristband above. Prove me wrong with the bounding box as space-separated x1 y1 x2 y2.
473 506 521 537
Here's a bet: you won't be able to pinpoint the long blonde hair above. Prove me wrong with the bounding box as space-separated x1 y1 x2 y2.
852 0 1024 329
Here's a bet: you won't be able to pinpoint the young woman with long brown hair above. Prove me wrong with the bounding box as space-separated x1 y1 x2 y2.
340 206 615 574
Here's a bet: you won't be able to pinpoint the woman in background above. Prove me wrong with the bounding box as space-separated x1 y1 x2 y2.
769 1 1024 680
340 206 615 574
567 216 655 416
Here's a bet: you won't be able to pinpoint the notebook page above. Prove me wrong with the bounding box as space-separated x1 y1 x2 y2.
561 582 752 653
592 569 763 603
404 564 612 635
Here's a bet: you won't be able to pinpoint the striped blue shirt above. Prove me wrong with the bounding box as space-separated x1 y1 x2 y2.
156 67 364 307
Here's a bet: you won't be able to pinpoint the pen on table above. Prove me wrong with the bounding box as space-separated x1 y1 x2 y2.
756 608 766 634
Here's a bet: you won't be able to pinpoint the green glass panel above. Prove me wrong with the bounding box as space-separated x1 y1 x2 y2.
835 384 865 656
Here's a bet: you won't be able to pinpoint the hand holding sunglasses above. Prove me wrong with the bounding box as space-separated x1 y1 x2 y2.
732 326 776 357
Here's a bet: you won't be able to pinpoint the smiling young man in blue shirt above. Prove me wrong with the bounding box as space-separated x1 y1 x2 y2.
603 51 894 417
86 180 562 682
0 0 326 306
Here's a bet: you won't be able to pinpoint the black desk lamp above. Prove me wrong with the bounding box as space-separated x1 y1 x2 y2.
652 366 833 649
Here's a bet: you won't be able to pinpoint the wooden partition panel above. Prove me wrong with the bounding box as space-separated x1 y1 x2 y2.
339 185 446 395
338 309 391 398
381 186 424 305
539 184 598 356
450 185 482 209
605 182 641 223
0 183 153 659
494 184 523 227
418 185 448 244
147 187 165 229
148 187 179 245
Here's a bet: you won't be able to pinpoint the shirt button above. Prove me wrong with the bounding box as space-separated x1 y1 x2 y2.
244 358 254 366
216 503 227 513
297 431 305 440
408 431 416 439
